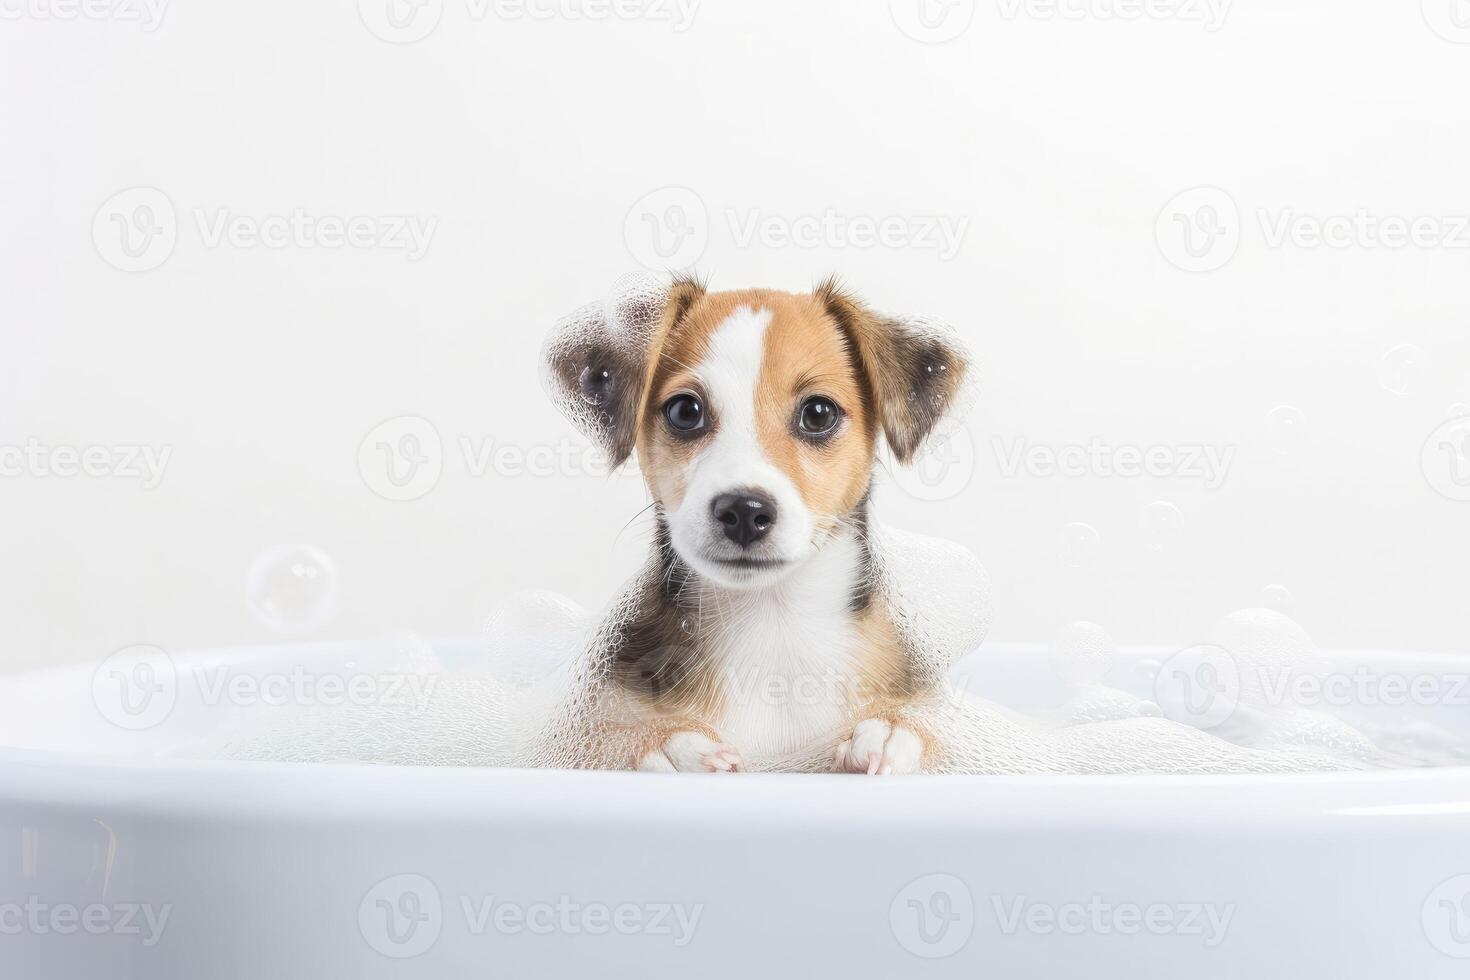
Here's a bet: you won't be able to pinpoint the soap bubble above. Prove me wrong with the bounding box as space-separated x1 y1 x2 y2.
1049 621 1115 686
1211 607 1323 710
483 590 587 686
1266 405 1305 456
1141 501 1184 552
1261 584 1294 615
1379 344 1423 396
246 544 339 634
1059 522 1101 569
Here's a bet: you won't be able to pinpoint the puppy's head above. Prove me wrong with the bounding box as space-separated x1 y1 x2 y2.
545 274 968 589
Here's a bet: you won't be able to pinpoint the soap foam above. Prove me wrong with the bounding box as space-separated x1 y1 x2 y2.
208 552 1415 775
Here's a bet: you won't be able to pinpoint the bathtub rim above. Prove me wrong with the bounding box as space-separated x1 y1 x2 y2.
3 746 1470 832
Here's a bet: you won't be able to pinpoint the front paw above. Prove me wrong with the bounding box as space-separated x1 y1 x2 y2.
835 718 924 775
637 730 743 773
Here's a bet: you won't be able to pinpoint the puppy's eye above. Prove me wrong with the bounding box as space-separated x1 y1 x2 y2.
662 394 705 434
797 396 841 436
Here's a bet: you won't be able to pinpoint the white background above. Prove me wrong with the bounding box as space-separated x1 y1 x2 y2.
2 0 1468 671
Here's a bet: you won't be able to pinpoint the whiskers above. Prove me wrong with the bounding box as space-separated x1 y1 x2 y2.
614 501 660 547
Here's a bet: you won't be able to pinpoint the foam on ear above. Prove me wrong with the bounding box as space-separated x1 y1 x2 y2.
541 272 672 467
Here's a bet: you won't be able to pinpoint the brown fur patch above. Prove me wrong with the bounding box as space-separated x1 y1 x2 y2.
852 605 921 708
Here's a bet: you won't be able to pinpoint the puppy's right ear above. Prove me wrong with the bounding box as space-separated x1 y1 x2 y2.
542 273 704 467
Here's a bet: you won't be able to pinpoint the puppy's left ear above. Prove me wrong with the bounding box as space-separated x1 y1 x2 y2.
816 279 971 463
542 273 668 466
543 273 706 467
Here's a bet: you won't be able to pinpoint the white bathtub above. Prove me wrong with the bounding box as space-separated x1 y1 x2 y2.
2 643 1468 979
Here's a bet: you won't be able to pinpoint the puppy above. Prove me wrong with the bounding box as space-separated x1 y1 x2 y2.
535 274 970 774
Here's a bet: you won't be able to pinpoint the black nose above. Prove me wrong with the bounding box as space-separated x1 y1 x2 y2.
711 492 777 547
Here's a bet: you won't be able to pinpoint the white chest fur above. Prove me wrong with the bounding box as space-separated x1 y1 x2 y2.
695 533 866 762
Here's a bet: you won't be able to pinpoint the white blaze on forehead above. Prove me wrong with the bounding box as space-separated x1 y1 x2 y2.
699 305 771 444
668 305 813 567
